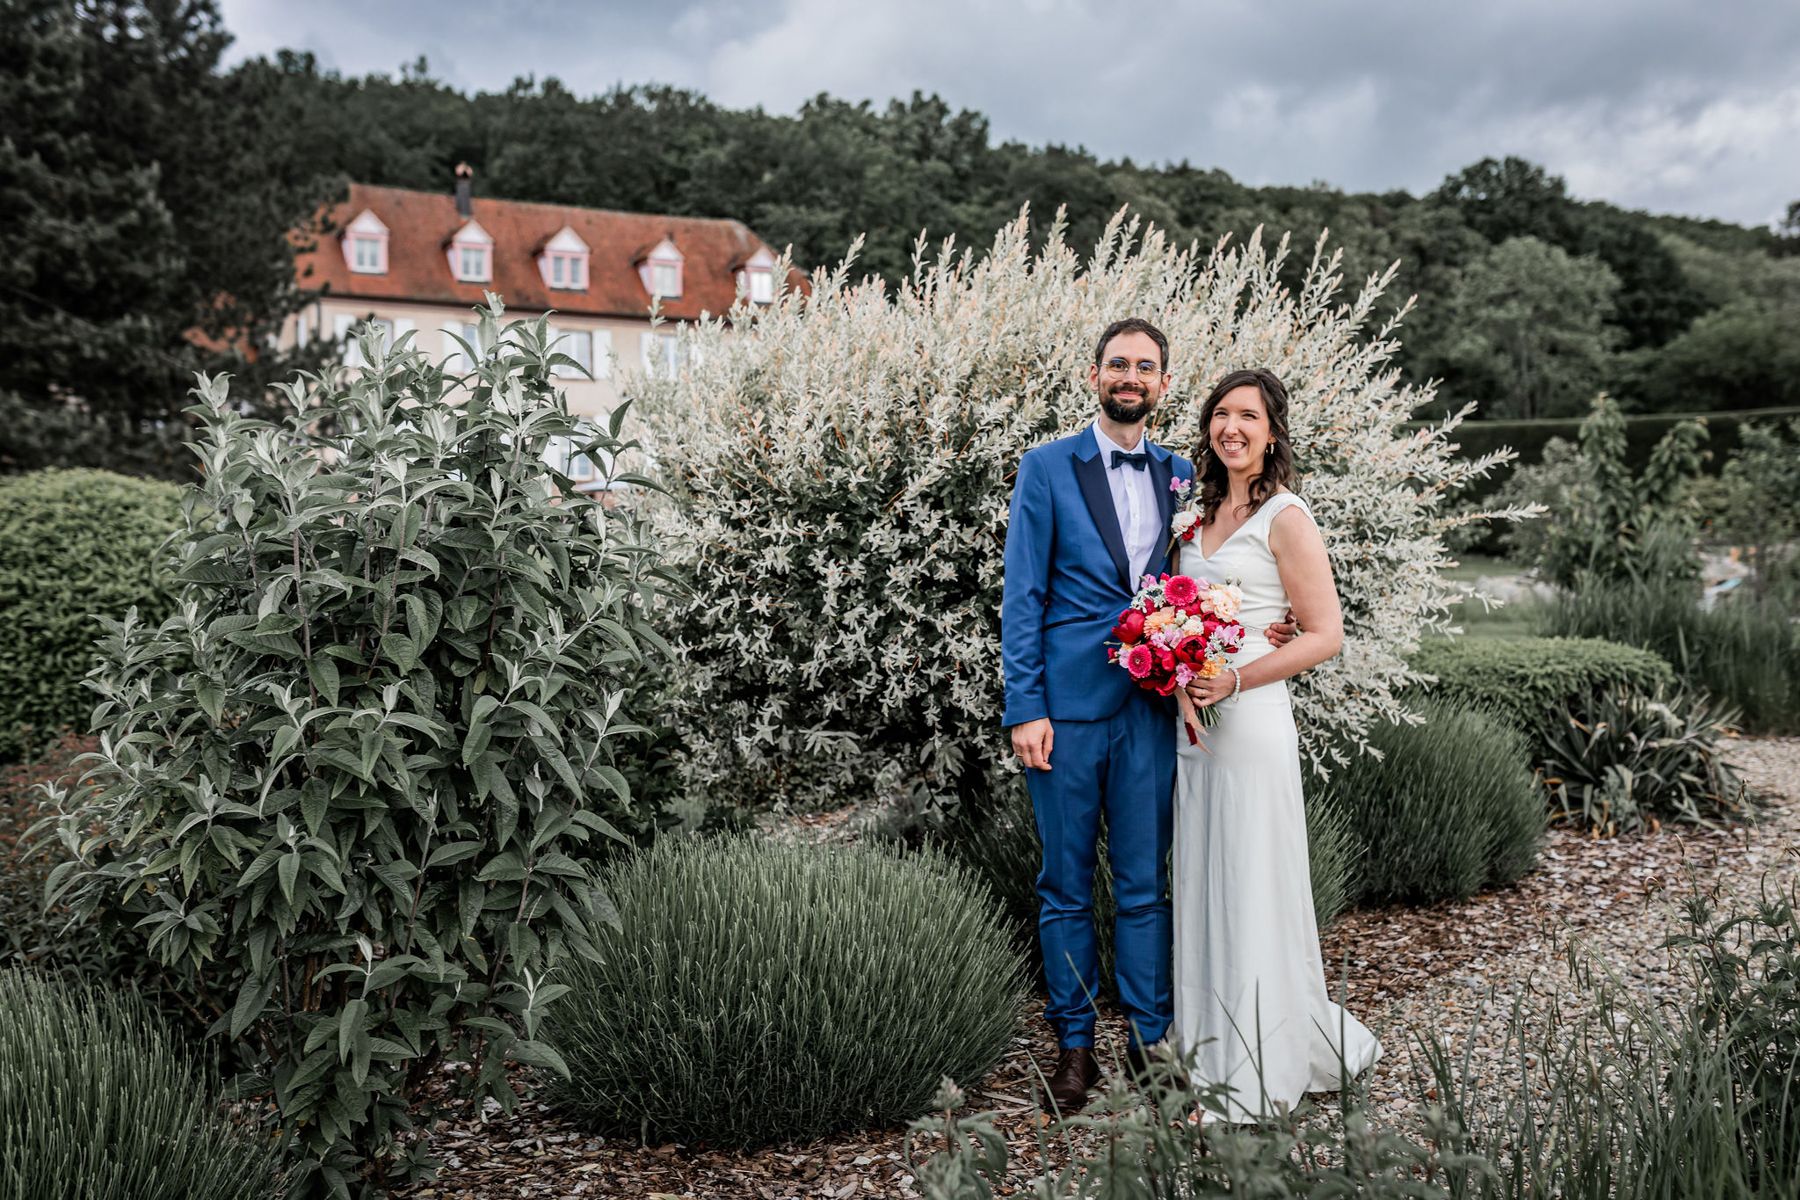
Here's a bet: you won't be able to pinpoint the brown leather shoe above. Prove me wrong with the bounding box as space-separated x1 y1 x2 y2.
1046 1046 1101 1113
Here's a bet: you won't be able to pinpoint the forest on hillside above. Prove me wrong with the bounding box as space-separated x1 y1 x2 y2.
5 1 1798 477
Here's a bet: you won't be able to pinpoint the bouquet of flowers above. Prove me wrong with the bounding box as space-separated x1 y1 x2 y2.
1107 572 1246 744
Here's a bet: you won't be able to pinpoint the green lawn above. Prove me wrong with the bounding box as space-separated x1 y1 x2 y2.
1442 554 1542 640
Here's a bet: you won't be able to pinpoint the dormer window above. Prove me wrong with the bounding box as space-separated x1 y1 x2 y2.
448 219 494 283
638 236 684 299
736 246 778 304
537 226 589 291
341 209 389 275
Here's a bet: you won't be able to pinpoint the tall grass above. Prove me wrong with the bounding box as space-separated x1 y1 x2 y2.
547 838 1028 1147
0 969 282 1200
1320 697 1544 903
1536 577 1800 734
907 882 1800 1200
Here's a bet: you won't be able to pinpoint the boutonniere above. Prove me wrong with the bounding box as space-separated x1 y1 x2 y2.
1167 476 1203 555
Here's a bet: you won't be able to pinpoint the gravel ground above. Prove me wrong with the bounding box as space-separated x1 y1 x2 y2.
397 736 1799 1200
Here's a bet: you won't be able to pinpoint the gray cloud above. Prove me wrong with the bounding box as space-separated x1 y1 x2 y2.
219 0 1800 226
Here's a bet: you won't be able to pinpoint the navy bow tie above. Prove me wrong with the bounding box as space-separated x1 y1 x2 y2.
1110 449 1149 471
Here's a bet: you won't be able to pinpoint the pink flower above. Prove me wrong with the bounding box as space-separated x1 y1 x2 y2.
1170 476 1191 493
1162 575 1200 609
1125 644 1154 679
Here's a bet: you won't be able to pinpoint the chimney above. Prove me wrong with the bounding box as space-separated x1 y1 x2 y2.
454 162 473 219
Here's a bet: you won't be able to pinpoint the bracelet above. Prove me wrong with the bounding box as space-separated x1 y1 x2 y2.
1228 666 1243 703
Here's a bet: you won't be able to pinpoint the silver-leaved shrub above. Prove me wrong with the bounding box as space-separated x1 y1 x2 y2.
42 304 671 1197
635 211 1529 815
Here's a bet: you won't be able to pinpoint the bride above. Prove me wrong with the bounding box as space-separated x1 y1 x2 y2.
1170 367 1381 1122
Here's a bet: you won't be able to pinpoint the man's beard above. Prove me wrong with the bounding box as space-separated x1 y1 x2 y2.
1101 384 1156 424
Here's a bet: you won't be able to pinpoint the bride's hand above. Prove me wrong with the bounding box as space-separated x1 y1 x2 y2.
1186 670 1235 709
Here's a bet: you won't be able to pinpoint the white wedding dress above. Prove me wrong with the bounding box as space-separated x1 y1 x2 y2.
1172 491 1381 1121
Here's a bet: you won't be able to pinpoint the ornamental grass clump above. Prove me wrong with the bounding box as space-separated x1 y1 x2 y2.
548 837 1028 1147
636 210 1530 818
1320 696 1543 903
1539 685 1747 834
39 304 672 1197
0 968 282 1200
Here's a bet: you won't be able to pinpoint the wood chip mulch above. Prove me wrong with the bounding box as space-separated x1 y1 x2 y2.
396 736 1799 1200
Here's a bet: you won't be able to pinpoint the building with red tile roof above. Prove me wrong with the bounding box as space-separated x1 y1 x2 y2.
280 167 801 486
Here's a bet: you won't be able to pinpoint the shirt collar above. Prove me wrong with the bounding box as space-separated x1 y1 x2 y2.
1092 421 1149 465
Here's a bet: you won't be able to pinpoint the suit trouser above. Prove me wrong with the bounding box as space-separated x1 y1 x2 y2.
1024 691 1175 1049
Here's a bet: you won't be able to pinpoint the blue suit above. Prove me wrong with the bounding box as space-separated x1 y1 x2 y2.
1001 427 1192 1049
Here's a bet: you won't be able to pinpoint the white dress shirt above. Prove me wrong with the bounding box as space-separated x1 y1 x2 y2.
1092 422 1161 587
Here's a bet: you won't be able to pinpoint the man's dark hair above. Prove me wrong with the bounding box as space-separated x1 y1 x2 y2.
1094 318 1170 371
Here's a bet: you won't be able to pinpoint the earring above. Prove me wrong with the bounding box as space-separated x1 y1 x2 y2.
1265 444 1272 456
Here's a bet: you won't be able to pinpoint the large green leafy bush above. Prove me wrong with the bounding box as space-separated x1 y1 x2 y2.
0 468 182 761
0 968 282 1200
1410 636 1674 749
40 309 671 1196
1539 393 1707 588
548 837 1028 1147
1320 696 1543 903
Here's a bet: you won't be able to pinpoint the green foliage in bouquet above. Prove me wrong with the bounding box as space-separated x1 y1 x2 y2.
0 968 283 1200
38 306 672 1196
1539 685 1747 834
0 469 183 762
1320 696 1542 903
547 837 1028 1148
637 211 1529 820
1540 393 1708 589
1410 636 1674 752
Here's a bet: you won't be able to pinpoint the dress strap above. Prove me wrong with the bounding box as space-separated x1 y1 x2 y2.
1258 492 1313 528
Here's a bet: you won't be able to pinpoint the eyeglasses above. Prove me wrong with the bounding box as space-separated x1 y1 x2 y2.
1102 357 1163 377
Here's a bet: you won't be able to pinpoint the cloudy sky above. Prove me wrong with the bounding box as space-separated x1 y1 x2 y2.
219 0 1800 228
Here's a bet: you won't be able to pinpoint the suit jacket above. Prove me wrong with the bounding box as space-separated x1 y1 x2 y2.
1001 428 1192 726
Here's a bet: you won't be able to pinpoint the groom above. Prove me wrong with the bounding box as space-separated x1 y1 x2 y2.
1001 318 1190 1112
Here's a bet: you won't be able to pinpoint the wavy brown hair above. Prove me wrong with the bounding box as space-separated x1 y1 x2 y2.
1193 368 1297 525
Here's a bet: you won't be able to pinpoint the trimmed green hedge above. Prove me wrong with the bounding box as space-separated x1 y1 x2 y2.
0 470 182 762
1410 636 1675 749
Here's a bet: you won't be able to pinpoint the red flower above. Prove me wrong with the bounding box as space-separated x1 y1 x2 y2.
1125 644 1154 679
1163 575 1201 609
1112 608 1147 645
1175 636 1209 667
1181 526 1197 542
1107 646 1119 662
1153 674 1183 697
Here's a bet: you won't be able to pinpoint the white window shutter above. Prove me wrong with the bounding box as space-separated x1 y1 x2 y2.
593 329 613 379
335 314 361 367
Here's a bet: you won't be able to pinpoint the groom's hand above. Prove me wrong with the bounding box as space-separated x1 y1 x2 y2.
1266 608 1300 647
1011 718 1054 771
